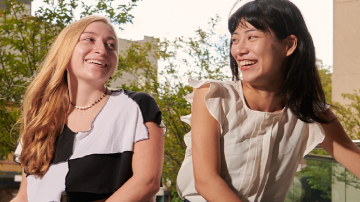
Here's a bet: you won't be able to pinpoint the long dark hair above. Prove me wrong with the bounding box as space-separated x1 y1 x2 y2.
228 0 331 123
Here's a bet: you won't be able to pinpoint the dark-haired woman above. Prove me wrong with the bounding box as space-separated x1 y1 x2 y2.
176 0 360 201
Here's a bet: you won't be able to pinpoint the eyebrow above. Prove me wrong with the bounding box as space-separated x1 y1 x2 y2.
245 29 258 33
233 28 259 35
81 31 116 41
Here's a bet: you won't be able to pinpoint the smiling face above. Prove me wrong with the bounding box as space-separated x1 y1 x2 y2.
231 21 291 89
67 21 118 85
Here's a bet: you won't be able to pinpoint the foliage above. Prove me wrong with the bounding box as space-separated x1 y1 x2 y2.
0 0 140 159
332 90 360 139
298 160 333 200
317 62 332 104
316 58 360 140
285 176 304 202
333 166 360 190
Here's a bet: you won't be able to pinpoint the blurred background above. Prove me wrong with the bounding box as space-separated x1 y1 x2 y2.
0 0 359 201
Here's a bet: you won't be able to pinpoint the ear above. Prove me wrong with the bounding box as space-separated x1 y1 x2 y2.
285 35 297 56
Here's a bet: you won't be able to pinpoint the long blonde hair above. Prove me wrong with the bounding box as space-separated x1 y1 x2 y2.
19 15 118 177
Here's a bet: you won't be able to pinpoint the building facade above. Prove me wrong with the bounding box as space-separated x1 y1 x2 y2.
332 0 360 104
0 0 30 10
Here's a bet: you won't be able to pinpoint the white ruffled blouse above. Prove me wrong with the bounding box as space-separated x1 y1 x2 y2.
176 79 327 202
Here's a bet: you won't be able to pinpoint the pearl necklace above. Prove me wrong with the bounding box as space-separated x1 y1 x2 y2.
69 87 108 110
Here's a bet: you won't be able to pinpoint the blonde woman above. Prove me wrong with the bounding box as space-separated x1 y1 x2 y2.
11 15 164 202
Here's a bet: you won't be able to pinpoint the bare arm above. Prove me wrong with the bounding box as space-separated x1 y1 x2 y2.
10 169 28 202
320 109 360 179
106 119 164 202
191 84 243 202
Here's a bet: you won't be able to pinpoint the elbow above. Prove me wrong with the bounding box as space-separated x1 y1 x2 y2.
194 174 212 194
150 184 160 196
149 179 160 195
194 180 205 194
143 176 161 196
194 170 223 195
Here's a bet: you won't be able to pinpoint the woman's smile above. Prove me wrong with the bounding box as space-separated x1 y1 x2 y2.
85 59 108 67
238 60 258 71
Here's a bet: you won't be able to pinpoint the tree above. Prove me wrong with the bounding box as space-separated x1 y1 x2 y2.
318 62 332 104
332 91 360 139
0 0 140 158
316 59 360 140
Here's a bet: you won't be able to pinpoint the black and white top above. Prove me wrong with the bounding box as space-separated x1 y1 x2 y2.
14 90 163 202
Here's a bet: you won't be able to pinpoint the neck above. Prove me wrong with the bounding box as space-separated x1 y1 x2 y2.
242 81 285 113
68 79 108 107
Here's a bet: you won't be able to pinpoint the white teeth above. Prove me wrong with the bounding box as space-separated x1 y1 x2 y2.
240 60 256 66
86 59 106 67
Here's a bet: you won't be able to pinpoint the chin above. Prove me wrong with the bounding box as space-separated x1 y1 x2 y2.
241 75 264 86
241 73 255 82
87 73 110 81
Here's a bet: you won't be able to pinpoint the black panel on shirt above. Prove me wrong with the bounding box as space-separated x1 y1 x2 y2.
51 125 76 165
123 90 162 125
65 152 133 199
66 192 111 202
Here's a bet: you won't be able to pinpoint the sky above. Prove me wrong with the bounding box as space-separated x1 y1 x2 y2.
31 0 333 66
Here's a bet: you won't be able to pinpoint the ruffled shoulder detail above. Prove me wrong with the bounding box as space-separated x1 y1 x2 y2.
180 78 236 130
297 122 326 172
180 78 241 156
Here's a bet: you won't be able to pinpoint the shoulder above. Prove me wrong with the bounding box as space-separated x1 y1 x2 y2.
188 78 239 100
192 85 210 105
183 79 241 126
188 78 236 90
122 90 161 124
123 90 156 104
183 79 242 116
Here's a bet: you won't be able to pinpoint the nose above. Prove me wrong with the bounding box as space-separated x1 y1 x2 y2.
232 40 249 58
94 41 107 56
